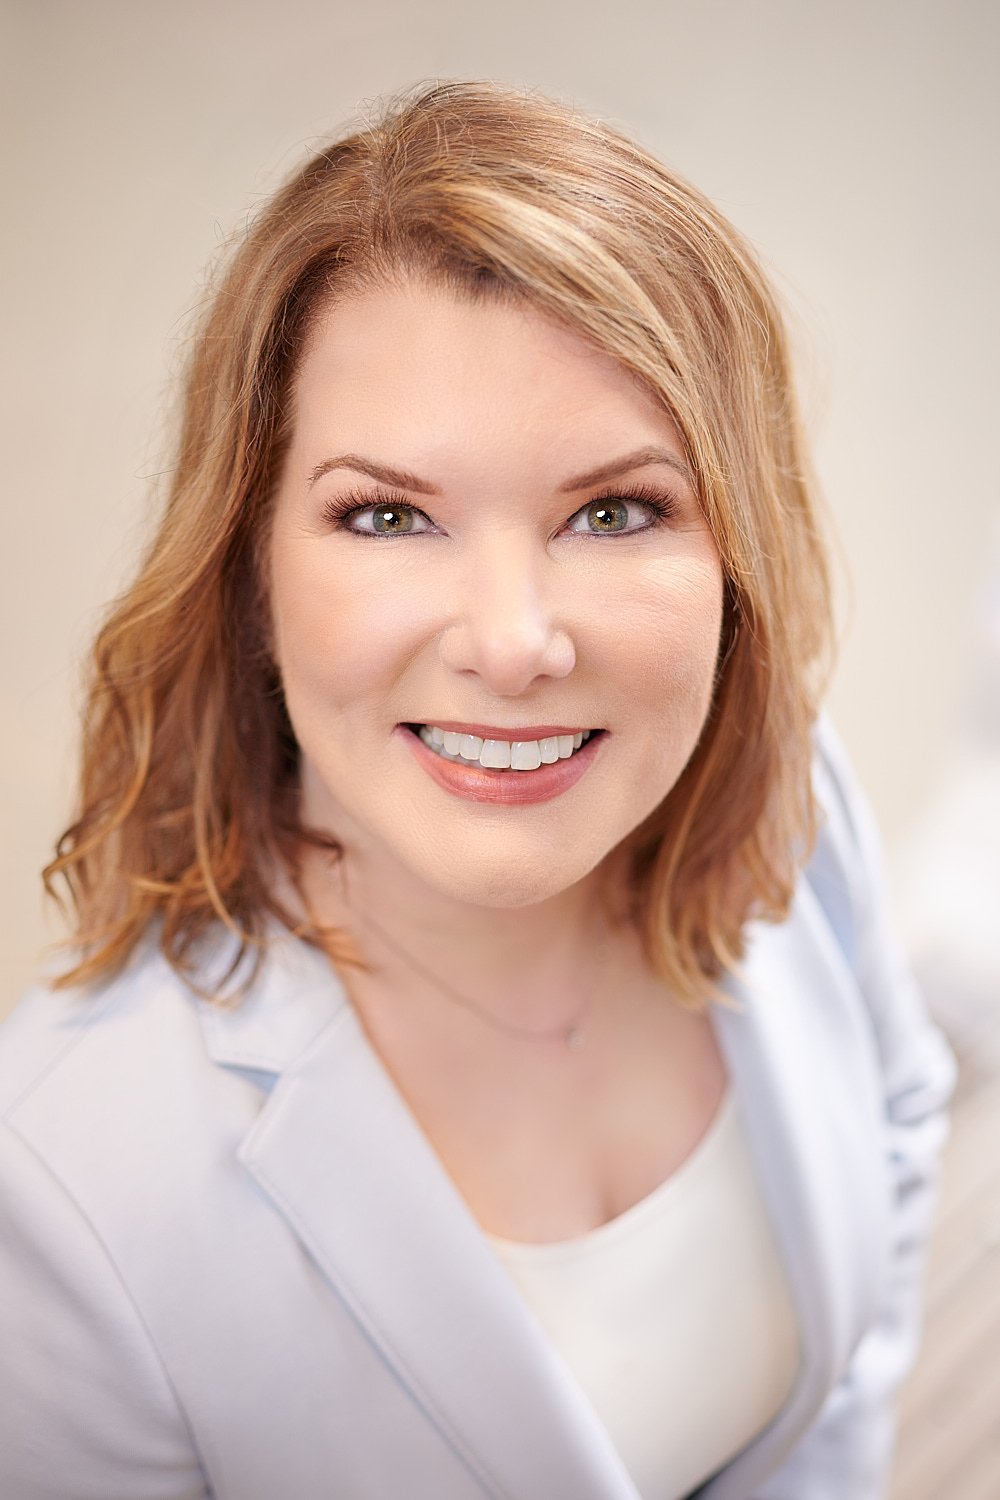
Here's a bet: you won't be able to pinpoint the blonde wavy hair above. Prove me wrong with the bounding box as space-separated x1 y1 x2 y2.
46 79 834 1008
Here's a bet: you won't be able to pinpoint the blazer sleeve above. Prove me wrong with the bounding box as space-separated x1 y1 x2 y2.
0 1117 210 1500
749 719 958 1500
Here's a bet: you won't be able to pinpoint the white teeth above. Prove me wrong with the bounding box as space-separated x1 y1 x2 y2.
480 738 512 769
417 725 595 771
510 741 542 771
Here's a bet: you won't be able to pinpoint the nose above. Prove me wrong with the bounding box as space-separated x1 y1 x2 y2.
436 532 576 694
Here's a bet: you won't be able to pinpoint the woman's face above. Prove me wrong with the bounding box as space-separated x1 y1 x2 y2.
268 277 725 911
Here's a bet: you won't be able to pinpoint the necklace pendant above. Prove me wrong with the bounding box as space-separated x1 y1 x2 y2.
566 1025 585 1051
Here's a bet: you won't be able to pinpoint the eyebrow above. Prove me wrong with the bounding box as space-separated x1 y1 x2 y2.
307 445 696 496
557 447 695 493
308 454 440 494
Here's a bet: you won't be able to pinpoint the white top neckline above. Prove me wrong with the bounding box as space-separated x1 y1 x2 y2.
486 1085 736 1262
484 1081 800 1500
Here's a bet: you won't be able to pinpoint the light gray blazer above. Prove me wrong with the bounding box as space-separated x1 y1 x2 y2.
0 721 956 1500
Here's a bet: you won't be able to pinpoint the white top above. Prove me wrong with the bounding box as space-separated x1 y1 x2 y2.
486 1088 801 1500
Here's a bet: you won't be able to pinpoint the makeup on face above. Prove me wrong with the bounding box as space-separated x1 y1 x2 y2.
267 276 725 915
396 723 609 806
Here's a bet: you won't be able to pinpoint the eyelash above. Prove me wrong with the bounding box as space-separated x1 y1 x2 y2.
319 481 682 539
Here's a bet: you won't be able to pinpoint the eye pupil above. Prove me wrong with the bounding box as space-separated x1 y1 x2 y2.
589 499 627 533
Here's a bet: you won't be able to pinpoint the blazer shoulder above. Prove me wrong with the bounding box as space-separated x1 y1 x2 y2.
803 713 882 969
810 714 870 849
0 938 198 1121
0 923 348 1164
805 714 958 1107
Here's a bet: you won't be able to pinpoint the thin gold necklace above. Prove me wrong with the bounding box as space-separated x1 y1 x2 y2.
349 902 604 1050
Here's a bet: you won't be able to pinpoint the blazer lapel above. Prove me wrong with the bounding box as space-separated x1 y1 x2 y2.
198 884 887 1500
199 930 642 1500
696 880 890 1498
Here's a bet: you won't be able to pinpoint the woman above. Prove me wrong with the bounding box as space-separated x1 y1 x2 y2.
0 81 955 1499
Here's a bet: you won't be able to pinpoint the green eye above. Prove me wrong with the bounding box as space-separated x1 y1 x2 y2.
566 488 673 537
371 507 417 535
585 499 629 533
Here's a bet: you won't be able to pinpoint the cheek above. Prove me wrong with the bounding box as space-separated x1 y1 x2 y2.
268 543 430 710
622 560 725 704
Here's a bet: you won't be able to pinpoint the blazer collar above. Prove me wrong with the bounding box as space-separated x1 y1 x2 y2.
196 895 886 1500
193 927 343 1077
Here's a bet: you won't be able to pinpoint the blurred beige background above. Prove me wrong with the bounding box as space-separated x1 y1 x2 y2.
2 0 997 1012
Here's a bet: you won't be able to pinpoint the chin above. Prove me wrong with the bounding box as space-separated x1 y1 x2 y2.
411 849 604 911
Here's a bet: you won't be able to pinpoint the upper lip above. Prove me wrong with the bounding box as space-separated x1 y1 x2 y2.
405 721 603 740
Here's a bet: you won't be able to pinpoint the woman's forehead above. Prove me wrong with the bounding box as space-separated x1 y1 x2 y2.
290 278 683 451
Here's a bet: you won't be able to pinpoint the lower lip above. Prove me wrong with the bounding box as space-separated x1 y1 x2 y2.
396 725 608 805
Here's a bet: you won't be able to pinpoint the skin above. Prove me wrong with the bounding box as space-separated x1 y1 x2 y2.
267 276 729 1235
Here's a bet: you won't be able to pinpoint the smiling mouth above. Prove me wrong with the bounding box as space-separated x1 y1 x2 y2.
402 723 606 772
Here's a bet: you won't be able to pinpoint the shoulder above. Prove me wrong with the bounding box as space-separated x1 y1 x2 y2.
0 931 319 1499
0 936 204 1121
802 711 915 979
802 715 957 1110
809 714 881 873
802 712 874 963
0 921 351 1421
0 925 346 1183
0 936 251 1258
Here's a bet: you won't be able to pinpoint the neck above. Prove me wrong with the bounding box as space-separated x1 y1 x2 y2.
297 843 638 1035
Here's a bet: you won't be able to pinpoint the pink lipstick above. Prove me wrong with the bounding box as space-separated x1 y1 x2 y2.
396 724 608 806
